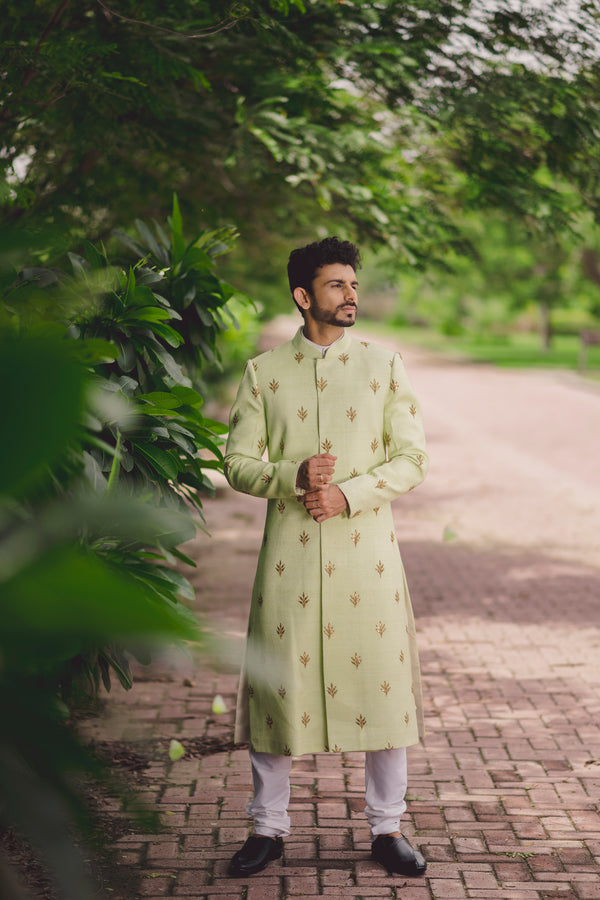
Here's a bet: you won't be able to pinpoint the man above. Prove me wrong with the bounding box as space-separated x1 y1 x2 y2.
224 236 428 878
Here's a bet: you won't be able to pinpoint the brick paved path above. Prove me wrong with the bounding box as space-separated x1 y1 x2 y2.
85 319 600 899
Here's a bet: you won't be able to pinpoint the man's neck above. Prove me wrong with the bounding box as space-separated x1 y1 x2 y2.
302 322 345 346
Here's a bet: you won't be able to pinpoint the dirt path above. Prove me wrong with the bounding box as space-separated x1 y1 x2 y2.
84 318 600 900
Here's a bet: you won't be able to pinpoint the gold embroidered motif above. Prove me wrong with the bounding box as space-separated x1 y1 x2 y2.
350 530 360 547
376 621 386 637
375 560 385 577
294 352 304 364
327 683 338 698
262 473 272 484
390 379 399 393
399 650 405 663
275 560 285 576
381 681 391 695
317 376 327 392
389 358 394 368
350 509 362 518
324 561 335 577
299 530 310 547
257 593 263 607
384 432 391 446
350 468 359 478
277 500 285 514
266 714 273 728
278 685 286 699
252 362 258 371
356 713 367 728
276 623 285 638
321 438 333 453
361 341 370 348
370 378 380 394
297 406 308 422
300 652 310 667
301 712 311 727
283 745 292 756
351 652 362 669
349 592 360 607
373 507 380 515
257 437 266 453
232 412 239 427
332 744 342 752
416 454 424 467
375 478 386 489
279 438 285 454
346 407 357 422
409 404 417 417
371 438 379 453
338 352 349 365
323 622 334 639
386 741 393 749
269 379 279 394
251 385 260 398
390 530 396 543
298 593 310 607
404 712 410 724
394 590 400 604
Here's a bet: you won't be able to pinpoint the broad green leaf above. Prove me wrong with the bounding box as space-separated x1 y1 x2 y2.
133 443 180 480
137 392 183 409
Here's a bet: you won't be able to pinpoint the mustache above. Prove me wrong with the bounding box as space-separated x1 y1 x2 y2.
338 302 357 309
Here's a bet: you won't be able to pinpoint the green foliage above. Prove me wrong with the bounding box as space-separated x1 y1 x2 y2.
0 201 246 897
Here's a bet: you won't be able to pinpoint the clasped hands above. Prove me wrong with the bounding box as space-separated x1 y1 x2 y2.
296 452 348 523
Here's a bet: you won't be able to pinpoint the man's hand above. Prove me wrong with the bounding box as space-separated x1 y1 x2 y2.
296 452 337 492
302 484 348 523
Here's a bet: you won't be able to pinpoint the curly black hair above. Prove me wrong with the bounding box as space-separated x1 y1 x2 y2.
287 236 361 298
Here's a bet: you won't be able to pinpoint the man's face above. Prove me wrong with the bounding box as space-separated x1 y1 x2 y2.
305 263 358 327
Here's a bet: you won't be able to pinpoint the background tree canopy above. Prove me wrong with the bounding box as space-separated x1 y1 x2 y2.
3 0 600 272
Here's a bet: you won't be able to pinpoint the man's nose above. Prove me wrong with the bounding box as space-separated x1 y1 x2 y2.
344 285 357 302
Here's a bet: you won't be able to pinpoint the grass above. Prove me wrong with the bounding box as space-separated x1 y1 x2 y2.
358 320 600 377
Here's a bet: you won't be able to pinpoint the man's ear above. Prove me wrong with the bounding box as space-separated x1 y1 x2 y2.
293 286 311 312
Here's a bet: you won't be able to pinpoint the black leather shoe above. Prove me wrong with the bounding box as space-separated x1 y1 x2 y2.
228 835 283 877
372 834 427 876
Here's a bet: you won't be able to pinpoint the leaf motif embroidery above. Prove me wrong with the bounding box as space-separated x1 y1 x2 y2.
278 685 286 699
350 468 359 478
376 620 386 637
269 379 279 394
395 590 400 604
262 473 272 484
390 530 396 543
321 438 333 453
332 744 341 752
301 712 311 727
279 438 285 453
317 376 327 392
251 385 260 398
375 560 385 577
266 714 273 728
390 379 399 393
361 341 370 348
283 745 292 756
384 431 391 446
381 681 391 696
349 592 360 607
370 378 380 394
346 407 357 422
375 478 386 489
294 352 304 363
232 412 239 427
327 683 338 698
277 500 285 514
404 712 410 724
373 507 380 515
356 713 367 729
252 362 258 371
350 530 360 547
351 652 361 669
299 530 310 547
338 352 349 365
275 560 285 576
416 454 424 467
399 650 405 663
257 593 263 607
298 593 310 607
297 406 308 422
409 404 417 417
324 561 335 577
257 437 266 453
276 623 285 638
299 652 310 667
371 438 379 453
323 622 334 639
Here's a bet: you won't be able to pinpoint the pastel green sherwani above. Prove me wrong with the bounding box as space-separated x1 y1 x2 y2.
224 326 428 756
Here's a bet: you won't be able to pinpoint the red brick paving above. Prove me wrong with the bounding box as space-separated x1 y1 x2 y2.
83 320 600 898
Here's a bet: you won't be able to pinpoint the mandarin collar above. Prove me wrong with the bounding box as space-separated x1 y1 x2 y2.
291 325 353 360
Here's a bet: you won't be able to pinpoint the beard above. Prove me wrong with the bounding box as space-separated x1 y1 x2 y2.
308 299 357 328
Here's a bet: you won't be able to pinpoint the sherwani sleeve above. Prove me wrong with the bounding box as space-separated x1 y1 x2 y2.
224 359 301 499
337 352 428 517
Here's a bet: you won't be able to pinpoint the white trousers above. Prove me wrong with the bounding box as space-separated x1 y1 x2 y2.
247 747 407 840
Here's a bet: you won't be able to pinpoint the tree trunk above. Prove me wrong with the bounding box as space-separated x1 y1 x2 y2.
539 302 552 351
